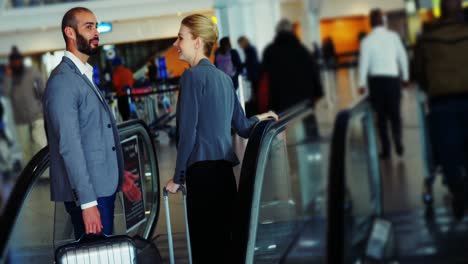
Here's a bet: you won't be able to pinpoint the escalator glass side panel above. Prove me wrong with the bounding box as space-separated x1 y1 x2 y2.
117 120 160 239
8 168 54 263
0 120 160 263
246 106 328 264
343 107 377 262
327 98 382 263
235 119 275 263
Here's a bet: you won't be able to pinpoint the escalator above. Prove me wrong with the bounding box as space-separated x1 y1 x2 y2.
4 95 464 263
0 120 161 263
326 96 468 263
236 101 329 264
238 95 468 263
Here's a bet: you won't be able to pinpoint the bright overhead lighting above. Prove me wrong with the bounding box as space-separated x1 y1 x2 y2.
98 22 112 34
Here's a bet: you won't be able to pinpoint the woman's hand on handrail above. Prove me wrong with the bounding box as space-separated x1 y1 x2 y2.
255 110 279 121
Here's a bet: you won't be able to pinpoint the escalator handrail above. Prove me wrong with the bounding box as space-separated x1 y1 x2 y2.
326 109 350 264
244 100 316 263
0 119 160 259
345 94 371 116
235 118 275 263
234 101 313 263
277 100 314 124
326 95 381 263
0 146 50 258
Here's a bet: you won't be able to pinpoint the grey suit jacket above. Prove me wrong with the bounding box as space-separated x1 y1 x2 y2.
43 57 124 205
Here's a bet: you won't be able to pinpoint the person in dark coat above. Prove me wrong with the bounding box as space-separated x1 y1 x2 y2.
414 0 468 219
261 18 323 112
238 36 261 116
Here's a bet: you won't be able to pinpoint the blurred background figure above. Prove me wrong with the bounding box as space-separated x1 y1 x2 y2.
260 18 323 113
322 37 337 70
237 36 261 116
359 8 409 160
3 46 46 166
0 99 19 181
414 0 468 219
215 36 243 90
112 57 134 121
312 41 322 63
146 58 158 85
320 37 337 107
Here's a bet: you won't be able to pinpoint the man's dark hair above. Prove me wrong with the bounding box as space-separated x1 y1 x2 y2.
61 7 92 45
369 8 384 28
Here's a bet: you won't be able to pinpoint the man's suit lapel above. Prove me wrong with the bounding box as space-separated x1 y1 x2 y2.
62 56 124 183
62 57 107 109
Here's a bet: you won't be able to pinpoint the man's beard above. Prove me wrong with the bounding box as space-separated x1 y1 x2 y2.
77 32 99 56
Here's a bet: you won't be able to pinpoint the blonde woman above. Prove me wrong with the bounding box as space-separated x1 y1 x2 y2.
165 14 276 263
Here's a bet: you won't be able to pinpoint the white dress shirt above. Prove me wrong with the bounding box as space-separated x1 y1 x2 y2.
359 26 409 88
64 51 99 210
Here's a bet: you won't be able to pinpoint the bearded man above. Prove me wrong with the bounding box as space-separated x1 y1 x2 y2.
43 7 124 238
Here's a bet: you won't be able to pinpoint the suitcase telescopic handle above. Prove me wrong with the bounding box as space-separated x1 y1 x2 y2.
163 185 192 264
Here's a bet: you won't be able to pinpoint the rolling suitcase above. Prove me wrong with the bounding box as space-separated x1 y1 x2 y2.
55 234 137 264
163 185 192 264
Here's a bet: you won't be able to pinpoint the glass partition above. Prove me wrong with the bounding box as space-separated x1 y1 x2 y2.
344 107 381 261
6 165 54 263
327 99 382 263
245 107 329 263
0 120 160 263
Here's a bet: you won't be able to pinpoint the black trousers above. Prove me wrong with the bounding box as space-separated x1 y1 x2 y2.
368 76 402 155
117 95 130 121
186 160 237 264
429 98 468 200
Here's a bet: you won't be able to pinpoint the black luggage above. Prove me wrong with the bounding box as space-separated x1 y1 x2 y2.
133 235 163 264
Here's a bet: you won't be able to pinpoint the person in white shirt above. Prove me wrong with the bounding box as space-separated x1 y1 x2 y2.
359 8 409 159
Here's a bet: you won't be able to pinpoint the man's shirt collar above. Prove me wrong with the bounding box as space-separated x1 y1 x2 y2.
64 51 93 76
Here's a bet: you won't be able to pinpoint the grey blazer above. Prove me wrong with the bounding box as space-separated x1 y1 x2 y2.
173 59 258 183
43 57 124 205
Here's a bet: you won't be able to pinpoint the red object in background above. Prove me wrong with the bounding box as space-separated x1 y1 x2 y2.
131 86 152 95
112 65 135 96
131 86 153 100
122 170 142 202
257 72 269 113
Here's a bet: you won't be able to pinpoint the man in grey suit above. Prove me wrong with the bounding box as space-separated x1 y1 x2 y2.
43 7 124 238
